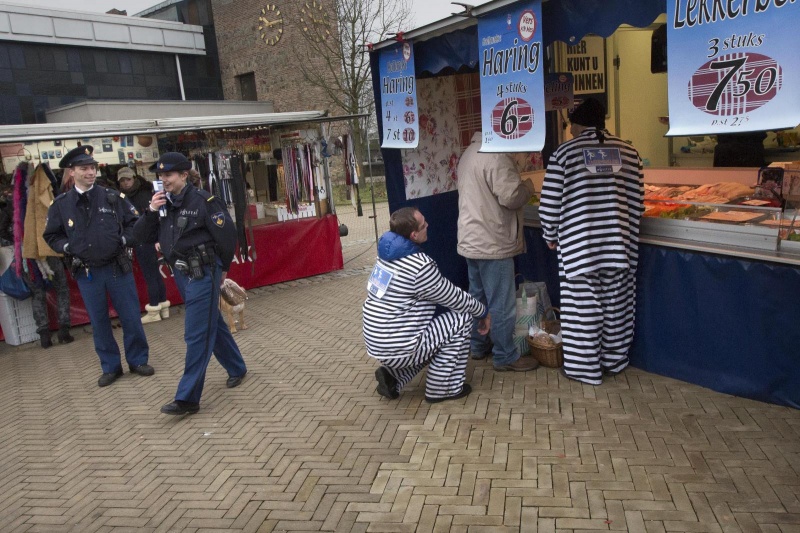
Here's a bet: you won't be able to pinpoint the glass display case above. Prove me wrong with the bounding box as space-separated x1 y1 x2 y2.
641 199 782 251
523 166 800 263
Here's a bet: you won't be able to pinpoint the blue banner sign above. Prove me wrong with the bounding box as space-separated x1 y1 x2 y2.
379 42 419 149
478 0 545 152
667 0 800 136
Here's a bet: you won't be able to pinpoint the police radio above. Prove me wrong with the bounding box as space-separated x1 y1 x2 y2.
152 180 167 217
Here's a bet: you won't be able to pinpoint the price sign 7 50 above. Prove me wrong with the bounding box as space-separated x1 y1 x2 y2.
689 52 782 116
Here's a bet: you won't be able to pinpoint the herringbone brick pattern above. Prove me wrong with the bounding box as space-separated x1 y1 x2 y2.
0 204 798 532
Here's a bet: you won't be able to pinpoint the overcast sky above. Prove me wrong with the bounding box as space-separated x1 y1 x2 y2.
9 0 489 28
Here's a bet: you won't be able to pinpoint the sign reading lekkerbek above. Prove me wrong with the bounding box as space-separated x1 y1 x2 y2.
667 0 800 136
478 0 545 152
379 42 419 149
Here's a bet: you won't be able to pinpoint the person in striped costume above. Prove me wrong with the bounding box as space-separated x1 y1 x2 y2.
539 98 645 385
363 207 491 403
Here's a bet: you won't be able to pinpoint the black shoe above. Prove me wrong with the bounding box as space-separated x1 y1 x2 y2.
129 364 155 376
98 369 124 387
470 341 494 360
426 383 472 404
160 400 200 415
57 326 74 344
226 372 246 388
375 367 399 399
39 331 52 349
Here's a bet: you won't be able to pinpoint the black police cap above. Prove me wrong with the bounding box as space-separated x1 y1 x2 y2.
59 145 98 169
149 152 192 173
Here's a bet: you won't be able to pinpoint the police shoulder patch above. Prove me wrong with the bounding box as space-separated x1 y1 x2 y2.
211 212 225 227
119 192 126 198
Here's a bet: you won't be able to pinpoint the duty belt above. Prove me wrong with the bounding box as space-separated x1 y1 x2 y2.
171 244 217 279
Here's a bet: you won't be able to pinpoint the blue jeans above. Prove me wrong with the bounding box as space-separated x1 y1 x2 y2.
466 257 518 367
172 262 247 405
76 264 149 374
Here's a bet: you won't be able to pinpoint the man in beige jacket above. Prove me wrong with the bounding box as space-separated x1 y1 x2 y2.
456 132 538 372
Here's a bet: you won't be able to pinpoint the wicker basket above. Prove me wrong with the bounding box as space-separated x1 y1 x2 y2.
526 307 563 368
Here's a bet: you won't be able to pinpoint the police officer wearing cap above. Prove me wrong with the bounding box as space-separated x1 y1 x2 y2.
133 152 247 415
43 145 154 387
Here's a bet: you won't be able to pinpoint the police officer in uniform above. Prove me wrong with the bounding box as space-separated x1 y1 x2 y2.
43 145 154 387
134 152 247 415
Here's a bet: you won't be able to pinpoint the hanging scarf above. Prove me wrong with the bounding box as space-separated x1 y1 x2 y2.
12 163 27 277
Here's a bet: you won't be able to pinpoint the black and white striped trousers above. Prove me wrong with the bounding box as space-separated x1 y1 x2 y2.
559 269 635 385
372 311 472 399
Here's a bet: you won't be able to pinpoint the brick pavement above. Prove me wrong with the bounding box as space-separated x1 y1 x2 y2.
1 202 799 532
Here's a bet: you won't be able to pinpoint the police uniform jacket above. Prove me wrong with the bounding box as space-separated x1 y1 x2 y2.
43 185 139 265
132 183 237 270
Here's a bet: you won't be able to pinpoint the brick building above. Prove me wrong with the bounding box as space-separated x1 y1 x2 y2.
211 0 341 113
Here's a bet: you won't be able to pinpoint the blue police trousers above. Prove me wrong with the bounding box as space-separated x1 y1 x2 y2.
75 264 149 374
172 263 247 405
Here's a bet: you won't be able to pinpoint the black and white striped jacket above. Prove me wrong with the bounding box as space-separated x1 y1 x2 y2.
363 232 486 358
539 128 644 279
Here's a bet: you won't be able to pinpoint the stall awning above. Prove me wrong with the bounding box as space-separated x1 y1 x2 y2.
0 111 330 143
373 0 666 75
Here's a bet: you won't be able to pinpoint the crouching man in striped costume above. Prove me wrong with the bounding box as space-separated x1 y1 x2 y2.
539 98 645 385
363 207 491 403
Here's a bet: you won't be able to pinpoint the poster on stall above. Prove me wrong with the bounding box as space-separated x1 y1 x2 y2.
379 42 419 149
478 0 545 152
667 0 800 136
544 73 573 111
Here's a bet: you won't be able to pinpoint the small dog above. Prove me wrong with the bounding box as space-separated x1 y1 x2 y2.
219 278 248 333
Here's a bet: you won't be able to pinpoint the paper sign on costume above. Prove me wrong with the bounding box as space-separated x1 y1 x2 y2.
379 42 419 149
666 0 800 136
478 0 545 152
582 148 622 173
367 263 395 299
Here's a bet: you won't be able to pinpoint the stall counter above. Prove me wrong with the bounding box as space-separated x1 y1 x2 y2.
520 208 800 409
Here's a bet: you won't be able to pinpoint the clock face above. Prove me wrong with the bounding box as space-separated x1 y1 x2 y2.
258 4 284 46
300 0 332 42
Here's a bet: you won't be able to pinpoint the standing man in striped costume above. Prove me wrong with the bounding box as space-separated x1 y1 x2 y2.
363 207 491 403
539 98 644 385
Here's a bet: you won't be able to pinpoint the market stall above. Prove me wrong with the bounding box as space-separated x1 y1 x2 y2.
369 0 800 407
0 111 354 343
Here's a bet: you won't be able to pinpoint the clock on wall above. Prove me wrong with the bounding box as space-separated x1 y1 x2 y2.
258 4 284 46
300 0 332 42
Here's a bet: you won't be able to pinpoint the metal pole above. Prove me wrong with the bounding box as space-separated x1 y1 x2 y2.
175 54 186 101
363 116 379 247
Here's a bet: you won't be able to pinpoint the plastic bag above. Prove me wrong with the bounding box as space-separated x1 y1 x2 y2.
0 262 31 300
514 282 541 356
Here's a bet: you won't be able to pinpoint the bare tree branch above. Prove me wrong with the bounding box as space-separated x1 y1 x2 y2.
293 0 413 169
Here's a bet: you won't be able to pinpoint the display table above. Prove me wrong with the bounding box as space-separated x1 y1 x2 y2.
518 225 800 409
0 214 343 342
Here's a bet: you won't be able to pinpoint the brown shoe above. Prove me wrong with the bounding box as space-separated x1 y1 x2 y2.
494 357 540 372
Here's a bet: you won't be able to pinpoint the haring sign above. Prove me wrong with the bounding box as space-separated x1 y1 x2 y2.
379 42 419 149
666 0 800 136
478 0 545 152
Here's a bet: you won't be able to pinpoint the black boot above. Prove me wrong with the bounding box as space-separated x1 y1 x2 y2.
57 326 74 344
39 330 52 349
